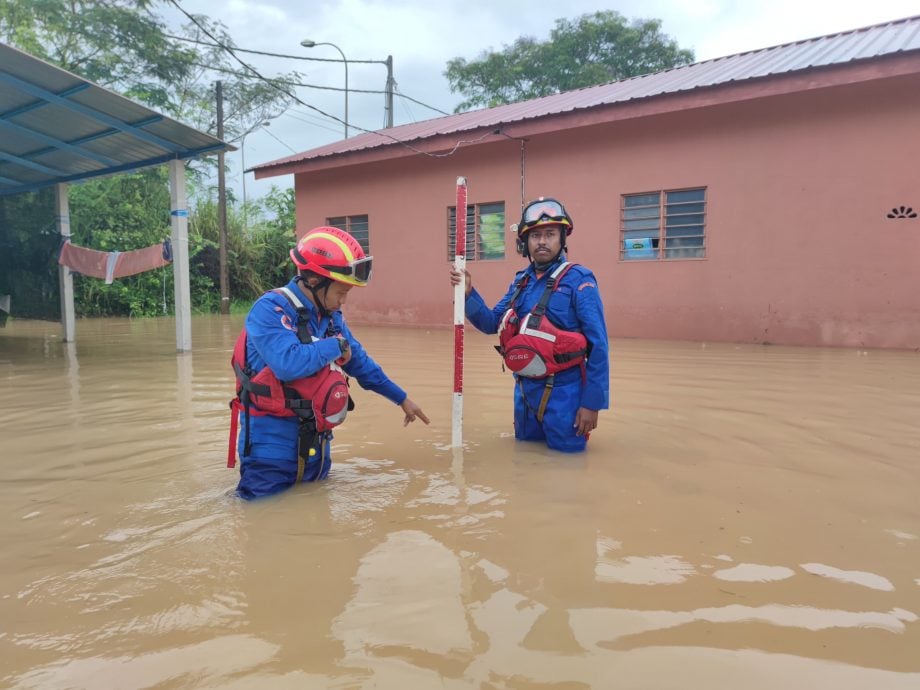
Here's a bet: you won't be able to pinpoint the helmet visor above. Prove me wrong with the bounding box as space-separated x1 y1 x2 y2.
522 200 569 227
324 256 373 285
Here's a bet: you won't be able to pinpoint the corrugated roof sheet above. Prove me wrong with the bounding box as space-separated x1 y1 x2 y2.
256 14 920 173
0 42 232 196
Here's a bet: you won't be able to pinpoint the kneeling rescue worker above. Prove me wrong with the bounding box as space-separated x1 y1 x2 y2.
450 197 609 451
229 226 430 499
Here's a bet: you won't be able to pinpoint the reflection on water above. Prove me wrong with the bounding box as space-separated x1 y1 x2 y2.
1 316 919 688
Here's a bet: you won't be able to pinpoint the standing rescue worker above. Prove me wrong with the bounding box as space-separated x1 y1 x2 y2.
230 226 429 499
450 198 608 451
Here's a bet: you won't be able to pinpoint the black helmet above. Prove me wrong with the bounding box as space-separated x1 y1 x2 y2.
515 197 573 258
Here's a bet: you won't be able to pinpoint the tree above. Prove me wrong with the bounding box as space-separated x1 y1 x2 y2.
0 0 197 110
0 1 300 317
68 168 175 317
0 187 58 319
189 185 295 311
444 11 695 111
159 17 297 143
0 1 297 143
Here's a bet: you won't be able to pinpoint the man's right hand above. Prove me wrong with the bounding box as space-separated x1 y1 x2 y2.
449 268 472 297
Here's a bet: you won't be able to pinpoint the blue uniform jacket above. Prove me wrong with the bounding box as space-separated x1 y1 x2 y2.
239 278 406 460
464 254 610 411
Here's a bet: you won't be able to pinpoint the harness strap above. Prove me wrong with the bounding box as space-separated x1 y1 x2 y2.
517 374 556 424
507 273 530 310
554 348 587 364
226 395 257 467
296 423 331 483
296 453 305 483
275 286 312 344
536 375 555 423
233 360 271 397
242 393 253 457
525 262 573 323
228 400 240 468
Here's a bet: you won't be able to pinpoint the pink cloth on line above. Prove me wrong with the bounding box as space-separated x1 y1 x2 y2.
112 243 170 279
59 241 171 283
58 241 109 280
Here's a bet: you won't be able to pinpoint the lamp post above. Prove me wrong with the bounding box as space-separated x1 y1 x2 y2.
240 121 270 232
382 55 394 129
301 39 349 138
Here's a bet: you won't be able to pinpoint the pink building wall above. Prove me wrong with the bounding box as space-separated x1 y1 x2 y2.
291 71 920 349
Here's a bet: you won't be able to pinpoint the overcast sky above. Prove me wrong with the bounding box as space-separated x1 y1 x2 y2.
159 0 920 201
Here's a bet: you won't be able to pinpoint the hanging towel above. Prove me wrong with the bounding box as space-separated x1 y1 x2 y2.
58 241 110 280
59 239 172 283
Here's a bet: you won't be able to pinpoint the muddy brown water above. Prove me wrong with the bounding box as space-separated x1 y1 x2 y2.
1 316 919 689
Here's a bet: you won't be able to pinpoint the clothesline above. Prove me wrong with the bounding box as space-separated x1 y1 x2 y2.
58 238 172 284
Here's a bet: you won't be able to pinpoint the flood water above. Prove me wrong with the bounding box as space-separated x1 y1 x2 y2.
1 315 919 689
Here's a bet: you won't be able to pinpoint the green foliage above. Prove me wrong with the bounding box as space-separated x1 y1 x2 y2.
189 185 296 305
162 16 298 139
0 171 296 319
0 1 298 139
0 0 197 109
68 169 173 317
444 10 695 111
0 188 59 319
0 1 302 319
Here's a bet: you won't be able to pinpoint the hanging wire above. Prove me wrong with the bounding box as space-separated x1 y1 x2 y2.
167 0 491 158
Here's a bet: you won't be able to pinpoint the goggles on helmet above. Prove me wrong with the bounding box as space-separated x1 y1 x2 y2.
323 256 373 285
521 199 571 228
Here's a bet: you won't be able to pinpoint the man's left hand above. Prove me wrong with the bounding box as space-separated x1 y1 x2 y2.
574 407 598 437
400 398 431 426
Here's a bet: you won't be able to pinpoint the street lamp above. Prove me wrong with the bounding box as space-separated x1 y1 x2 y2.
301 39 349 138
241 121 270 233
381 55 394 129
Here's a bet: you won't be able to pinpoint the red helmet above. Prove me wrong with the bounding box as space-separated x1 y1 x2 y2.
517 197 574 238
290 226 372 287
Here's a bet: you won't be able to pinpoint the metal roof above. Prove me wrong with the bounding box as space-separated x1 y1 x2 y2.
0 42 232 196
255 13 920 174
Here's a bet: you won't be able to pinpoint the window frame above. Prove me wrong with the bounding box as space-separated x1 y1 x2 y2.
326 214 370 254
447 201 506 262
620 187 707 261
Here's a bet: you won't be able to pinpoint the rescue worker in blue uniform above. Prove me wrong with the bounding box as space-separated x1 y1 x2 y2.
229 226 429 499
450 198 609 451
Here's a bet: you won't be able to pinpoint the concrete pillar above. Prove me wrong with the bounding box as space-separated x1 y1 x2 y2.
168 159 192 352
55 183 75 342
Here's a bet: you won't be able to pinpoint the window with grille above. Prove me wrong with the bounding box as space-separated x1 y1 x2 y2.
447 202 505 261
326 215 370 254
620 188 706 260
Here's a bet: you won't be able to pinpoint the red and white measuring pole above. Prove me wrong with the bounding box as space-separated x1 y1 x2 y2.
452 176 468 448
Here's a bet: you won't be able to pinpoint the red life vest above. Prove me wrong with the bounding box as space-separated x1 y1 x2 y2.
227 287 350 468
497 262 588 378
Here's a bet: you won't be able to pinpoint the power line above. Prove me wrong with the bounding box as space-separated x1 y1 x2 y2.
166 33 389 65
186 60 383 95
165 5 454 137
166 2 470 156
282 109 344 136
261 126 298 154
184 57 450 115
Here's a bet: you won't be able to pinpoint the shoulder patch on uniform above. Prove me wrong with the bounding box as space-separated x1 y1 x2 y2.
577 282 596 291
279 312 295 331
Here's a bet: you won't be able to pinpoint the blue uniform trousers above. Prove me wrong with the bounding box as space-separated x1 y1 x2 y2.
513 372 586 452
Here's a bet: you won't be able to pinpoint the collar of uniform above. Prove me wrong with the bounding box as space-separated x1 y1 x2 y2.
286 278 317 313
529 252 567 279
286 277 343 337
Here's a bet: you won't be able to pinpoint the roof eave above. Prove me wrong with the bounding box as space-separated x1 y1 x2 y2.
253 50 920 180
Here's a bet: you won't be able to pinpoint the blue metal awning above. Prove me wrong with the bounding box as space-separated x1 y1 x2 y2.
0 42 233 196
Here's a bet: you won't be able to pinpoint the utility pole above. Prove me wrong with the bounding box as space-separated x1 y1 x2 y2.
216 81 230 315
384 55 394 128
